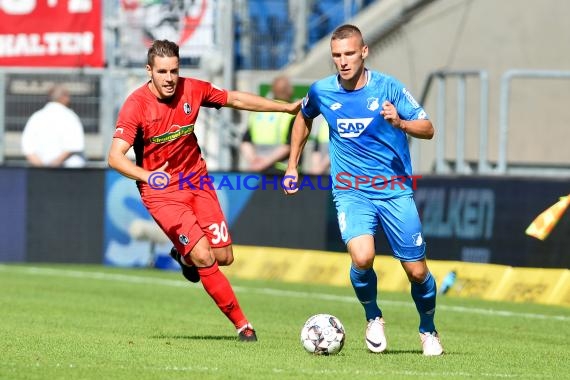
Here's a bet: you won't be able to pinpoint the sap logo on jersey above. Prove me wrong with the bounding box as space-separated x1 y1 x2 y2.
337 118 373 138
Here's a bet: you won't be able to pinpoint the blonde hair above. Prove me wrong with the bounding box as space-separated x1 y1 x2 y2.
331 24 365 46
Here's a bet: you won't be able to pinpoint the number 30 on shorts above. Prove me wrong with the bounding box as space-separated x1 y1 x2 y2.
209 221 229 244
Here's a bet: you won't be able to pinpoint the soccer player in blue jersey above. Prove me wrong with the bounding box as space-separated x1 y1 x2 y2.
284 24 443 356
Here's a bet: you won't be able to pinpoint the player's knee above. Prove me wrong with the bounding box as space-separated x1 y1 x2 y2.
351 255 374 270
406 267 429 283
217 254 234 266
191 246 215 267
347 236 375 269
213 245 234 266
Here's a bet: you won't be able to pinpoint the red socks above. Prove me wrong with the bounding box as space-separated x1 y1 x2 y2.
198 262 248 329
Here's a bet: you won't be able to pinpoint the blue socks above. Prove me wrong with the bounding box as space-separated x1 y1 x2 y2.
350 265 382 321
411 272 437 333
350 264 437 332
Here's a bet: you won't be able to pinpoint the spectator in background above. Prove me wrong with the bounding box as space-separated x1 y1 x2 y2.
21 84 86 168
240 75 296 173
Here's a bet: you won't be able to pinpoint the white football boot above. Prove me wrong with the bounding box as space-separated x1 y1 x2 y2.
365 317 387 353
420 331 444 356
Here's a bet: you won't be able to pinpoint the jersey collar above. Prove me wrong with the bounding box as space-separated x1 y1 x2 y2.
336 69 370 91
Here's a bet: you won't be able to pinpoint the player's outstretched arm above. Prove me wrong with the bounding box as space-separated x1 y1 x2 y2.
108 137 170 183
284 113 312 195
226 91 301 114
381 101 434 139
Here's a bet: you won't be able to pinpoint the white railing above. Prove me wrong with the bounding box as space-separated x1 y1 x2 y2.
414 69 490 175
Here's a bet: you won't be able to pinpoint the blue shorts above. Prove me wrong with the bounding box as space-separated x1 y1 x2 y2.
333 191 426 262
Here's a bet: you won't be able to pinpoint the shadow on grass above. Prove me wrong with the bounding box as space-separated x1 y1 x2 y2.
151 334 235 341
382 349 423 355
383 349 458 356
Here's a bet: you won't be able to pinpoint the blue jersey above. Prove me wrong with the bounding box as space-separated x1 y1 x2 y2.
301 70 428 199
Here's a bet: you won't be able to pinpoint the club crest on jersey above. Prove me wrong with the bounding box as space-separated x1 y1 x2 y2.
412 233 423 246
337 118 373 138
183 102 191 114
179 234 190 245
367 97 379 111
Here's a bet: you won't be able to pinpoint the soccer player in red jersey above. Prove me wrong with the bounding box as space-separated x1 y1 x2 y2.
108 40 300 342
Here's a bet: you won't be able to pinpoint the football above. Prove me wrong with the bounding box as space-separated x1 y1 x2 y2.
300 314 346 355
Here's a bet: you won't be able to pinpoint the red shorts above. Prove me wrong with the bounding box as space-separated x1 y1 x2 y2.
142 187 232 256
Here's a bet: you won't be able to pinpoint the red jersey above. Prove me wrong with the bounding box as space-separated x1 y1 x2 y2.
114 77 227 195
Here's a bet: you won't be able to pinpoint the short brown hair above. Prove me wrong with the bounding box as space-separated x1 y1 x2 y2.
147 40 179 66
331 24 365 45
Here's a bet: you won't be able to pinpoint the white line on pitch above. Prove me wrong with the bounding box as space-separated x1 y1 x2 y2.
2 361 547 378
273 367 547 378
1 265 568 322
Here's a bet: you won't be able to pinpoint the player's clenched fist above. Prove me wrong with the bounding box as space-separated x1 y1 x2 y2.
380 101 404 131
282 168 299 195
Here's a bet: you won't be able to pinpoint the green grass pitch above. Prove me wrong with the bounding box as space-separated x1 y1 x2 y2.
1 264 569 380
